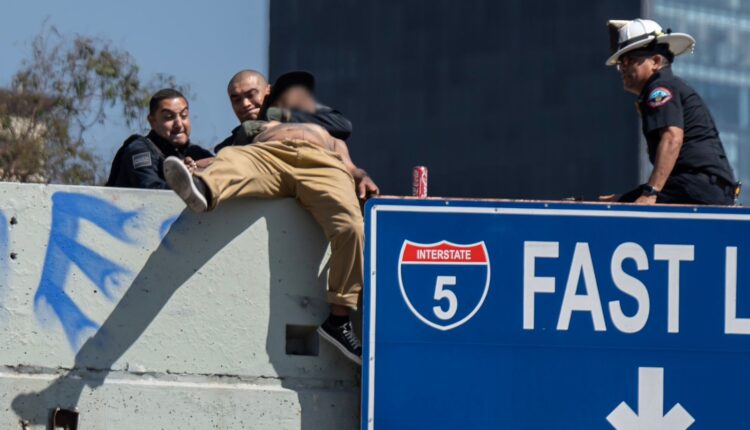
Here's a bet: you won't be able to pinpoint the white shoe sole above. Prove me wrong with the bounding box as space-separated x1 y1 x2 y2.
163 157 208 213
317 326 363 366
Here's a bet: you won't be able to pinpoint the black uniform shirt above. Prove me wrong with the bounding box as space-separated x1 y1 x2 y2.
106 130 213 189
214 103 352 153
214 126 242 154
638 67 735 184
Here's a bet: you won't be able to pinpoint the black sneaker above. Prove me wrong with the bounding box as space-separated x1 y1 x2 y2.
318 319 362 365
163 156 208 212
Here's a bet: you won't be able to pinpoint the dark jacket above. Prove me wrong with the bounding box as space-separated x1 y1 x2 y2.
106 131 213 189
287 104 352 141
214 104 352 153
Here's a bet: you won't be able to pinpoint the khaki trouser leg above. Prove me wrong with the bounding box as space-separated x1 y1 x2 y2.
194 143 296 208
292 144 364 311
195 140 364 310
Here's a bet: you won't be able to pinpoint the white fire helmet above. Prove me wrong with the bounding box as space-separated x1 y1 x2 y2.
606 18 695 66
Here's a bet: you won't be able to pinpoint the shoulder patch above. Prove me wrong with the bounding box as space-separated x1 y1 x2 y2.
647 86 673 108
131 152 152 169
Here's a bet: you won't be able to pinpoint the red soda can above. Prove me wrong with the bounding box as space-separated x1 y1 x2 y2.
412 166 428 198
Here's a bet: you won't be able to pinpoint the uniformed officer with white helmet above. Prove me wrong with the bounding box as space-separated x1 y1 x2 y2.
601 19 738 205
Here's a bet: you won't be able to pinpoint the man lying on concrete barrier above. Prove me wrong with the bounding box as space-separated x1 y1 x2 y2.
106 88 214 189
162 118 378 365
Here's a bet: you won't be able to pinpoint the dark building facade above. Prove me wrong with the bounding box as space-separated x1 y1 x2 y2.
270 1 641 199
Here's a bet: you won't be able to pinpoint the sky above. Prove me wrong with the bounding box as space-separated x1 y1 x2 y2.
0 0 269 162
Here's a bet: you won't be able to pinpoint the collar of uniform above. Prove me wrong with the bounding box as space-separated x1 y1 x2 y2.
638 66 674 102
147 130 191 158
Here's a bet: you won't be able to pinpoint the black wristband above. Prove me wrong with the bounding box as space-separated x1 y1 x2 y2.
640 184 659 197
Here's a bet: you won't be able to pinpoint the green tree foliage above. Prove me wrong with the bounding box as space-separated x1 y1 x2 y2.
0 25 189 184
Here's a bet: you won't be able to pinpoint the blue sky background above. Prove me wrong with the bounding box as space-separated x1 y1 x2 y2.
0 0 269 163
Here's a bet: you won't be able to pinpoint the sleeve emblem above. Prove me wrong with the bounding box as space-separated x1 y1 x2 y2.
132 152 152 169
647 86 673 108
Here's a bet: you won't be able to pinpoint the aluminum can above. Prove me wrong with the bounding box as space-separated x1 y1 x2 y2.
412 166 428 198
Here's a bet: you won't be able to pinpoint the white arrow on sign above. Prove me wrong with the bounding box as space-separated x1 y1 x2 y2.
607 367 694 430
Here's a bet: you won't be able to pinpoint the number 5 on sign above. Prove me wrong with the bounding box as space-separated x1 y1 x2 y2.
433 276 457 320
398 240 490 331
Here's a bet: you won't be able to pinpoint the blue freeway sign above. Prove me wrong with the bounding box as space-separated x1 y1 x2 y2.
362 198 750 429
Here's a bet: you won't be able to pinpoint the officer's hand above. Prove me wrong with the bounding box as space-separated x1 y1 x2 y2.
634 195 657 205
598 194 618 202
266 107 290 122
184 157 198 173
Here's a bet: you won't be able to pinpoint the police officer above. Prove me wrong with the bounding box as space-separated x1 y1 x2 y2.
603 19 737 205
106 88 213 189
215 70 352 153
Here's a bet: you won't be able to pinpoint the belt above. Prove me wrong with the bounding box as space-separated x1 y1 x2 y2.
693 171 735 191
686 171 742 202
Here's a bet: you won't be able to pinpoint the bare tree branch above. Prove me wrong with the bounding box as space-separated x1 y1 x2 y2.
0 23 191 184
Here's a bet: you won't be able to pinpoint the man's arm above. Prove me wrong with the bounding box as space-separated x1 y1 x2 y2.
332 138 379 199
635 126 684 204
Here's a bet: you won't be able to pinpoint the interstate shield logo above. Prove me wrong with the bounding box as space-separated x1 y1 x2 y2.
398 240 491 330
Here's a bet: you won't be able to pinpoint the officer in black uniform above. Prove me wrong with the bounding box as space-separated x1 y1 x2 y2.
215 70 352 153
107 89 213 189
604 19 738 205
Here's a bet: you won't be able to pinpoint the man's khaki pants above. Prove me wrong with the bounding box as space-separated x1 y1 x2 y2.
195 140 363 310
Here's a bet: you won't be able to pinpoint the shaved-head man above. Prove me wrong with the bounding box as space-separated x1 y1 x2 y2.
228 70 270 123
214 70 353 153
214 70 269 153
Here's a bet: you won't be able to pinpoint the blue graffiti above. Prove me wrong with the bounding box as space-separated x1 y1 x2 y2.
159 215 179 241
35 192 140 351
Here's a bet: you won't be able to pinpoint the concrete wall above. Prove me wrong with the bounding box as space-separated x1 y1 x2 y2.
0 183 359 429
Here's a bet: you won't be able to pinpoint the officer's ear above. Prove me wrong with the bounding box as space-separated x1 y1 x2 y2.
147 112 157 129
652 54 669 69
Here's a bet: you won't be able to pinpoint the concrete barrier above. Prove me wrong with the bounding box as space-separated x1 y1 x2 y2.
0 183 359 429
